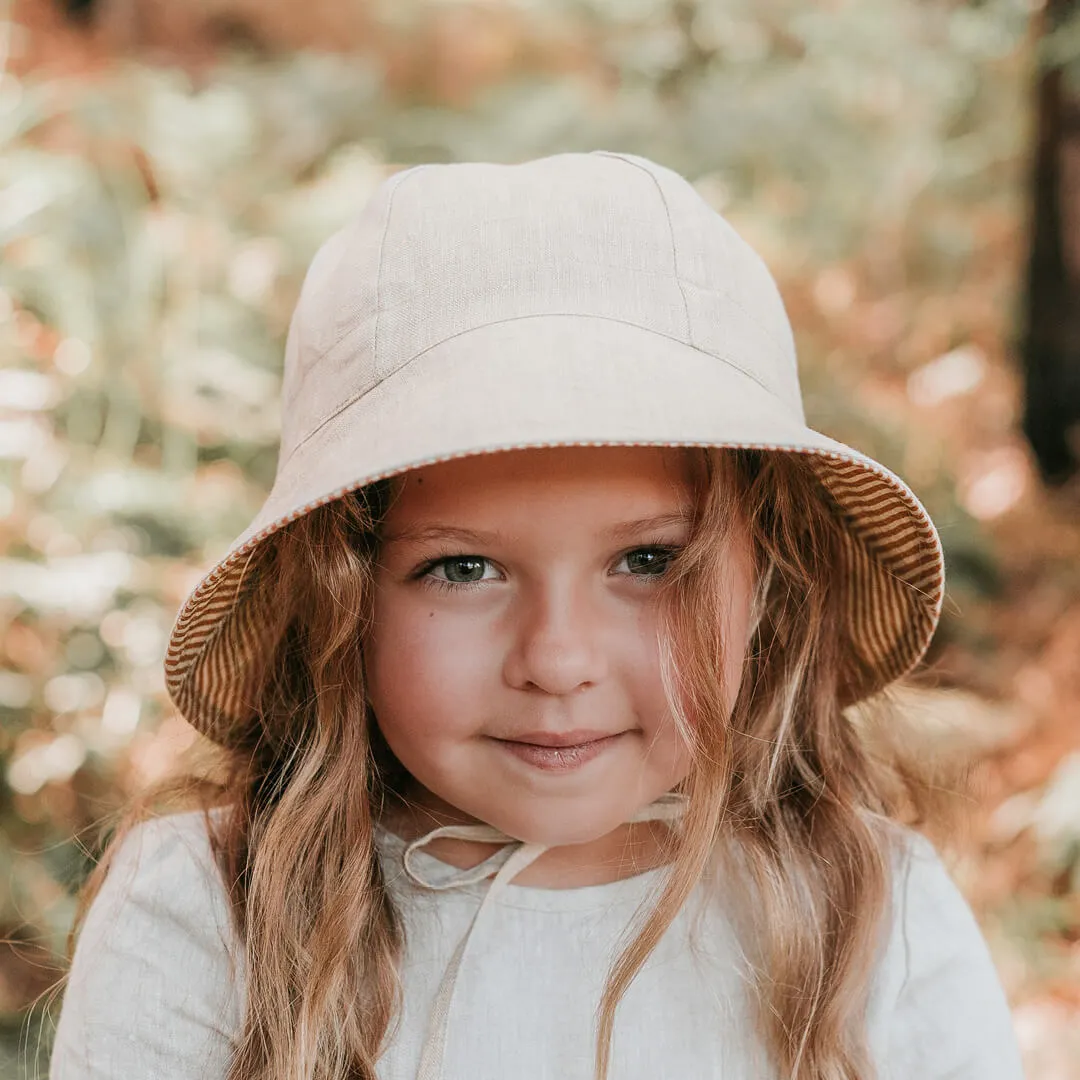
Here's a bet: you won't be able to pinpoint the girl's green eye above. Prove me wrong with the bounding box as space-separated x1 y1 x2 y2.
624 548 676 575
421 547 678 590
436 556 489 583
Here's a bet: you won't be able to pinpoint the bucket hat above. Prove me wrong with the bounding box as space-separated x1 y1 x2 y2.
164 150 944 745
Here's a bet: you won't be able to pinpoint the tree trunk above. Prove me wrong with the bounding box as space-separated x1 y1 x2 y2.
1021 0 1080 486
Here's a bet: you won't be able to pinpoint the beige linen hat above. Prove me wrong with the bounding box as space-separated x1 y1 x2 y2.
164 150 944 745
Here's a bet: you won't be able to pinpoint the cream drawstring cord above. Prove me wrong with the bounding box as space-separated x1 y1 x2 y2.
402 792 689 1080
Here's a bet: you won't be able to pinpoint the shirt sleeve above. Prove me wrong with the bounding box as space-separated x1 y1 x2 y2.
884 830 1026 1080
49 810 245 1080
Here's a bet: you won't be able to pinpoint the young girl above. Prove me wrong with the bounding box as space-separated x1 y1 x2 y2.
49 151 1025 1080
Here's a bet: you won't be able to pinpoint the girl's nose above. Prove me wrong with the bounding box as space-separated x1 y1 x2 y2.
502 579 610 696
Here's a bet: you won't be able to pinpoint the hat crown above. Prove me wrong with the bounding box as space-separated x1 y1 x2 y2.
279 151 803 461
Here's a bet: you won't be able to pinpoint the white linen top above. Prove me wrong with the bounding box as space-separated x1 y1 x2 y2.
49 799 1026 1080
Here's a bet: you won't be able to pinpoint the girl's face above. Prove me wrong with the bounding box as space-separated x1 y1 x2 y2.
365 445 753 849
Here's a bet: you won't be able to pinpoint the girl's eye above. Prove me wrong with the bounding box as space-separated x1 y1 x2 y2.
424 556 498 588
417 546 680 592
619 547 679 577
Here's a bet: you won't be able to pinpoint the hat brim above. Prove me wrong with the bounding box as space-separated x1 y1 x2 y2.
165 314 944 743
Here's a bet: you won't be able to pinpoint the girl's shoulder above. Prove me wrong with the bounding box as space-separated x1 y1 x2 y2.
872 824 1025 1079
50 806 244 1079
885 824 987 951
94 804 239 931
106 803 234 871
107 804 235 880
880 823 992 984
75 802 243 983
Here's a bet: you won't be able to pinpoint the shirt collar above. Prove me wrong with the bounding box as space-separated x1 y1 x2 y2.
398 792 689 1080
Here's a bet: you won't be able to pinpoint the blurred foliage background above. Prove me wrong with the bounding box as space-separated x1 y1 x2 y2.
2 0 1079 1076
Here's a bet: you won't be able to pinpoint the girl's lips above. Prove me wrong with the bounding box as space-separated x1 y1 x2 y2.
492 732 626 772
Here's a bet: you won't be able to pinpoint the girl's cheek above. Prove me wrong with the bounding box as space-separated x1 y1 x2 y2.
366 591 496 721
381 591 498 662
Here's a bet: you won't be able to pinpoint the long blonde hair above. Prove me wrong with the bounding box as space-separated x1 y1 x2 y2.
70 447 956 1080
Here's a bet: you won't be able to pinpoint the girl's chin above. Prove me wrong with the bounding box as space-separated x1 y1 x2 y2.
483 810 656 850
382 774 665 849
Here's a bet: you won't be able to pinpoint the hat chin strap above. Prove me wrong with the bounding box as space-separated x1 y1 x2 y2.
401 792 689 1080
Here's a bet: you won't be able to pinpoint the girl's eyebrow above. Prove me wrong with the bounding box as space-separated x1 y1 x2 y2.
382 511 692 547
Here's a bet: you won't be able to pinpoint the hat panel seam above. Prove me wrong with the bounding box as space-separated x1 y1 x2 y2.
280 167 427 457
282 219 364 421
300 155 793 402
286 156 793 438
281 170 418 442
278 313 793 472
310 257 786 371
595 151 793 361
677 279 794 384
675 260 796 362
372 165 433 383
601 152 694 347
